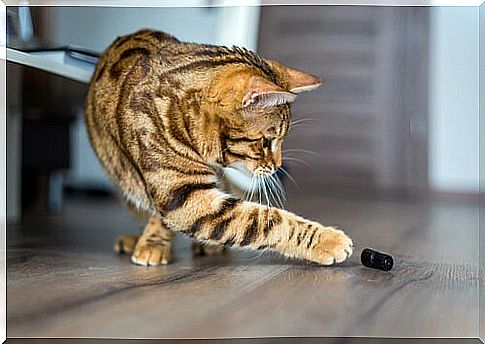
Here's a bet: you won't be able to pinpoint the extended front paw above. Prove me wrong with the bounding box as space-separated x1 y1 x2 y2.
308 227 353 265
131 243 172 266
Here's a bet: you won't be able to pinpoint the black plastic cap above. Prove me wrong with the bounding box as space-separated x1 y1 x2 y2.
361 248 394 271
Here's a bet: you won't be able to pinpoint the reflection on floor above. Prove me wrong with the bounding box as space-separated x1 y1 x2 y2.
7 193 479 338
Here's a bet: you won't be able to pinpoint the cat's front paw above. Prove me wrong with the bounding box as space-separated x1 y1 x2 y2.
309 227 353 265
131 243 172 266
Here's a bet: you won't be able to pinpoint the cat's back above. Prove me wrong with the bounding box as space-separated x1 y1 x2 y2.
92 29 183 86
86 29 196 135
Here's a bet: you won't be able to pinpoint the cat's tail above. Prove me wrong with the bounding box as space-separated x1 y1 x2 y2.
113 234 140 255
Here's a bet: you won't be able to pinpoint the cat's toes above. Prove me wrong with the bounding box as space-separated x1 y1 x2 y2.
192 241 226 256
113 234 139 255
311 228 353 265
131 244 171 266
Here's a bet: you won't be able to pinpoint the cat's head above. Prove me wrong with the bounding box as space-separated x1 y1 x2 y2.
215 59 321 177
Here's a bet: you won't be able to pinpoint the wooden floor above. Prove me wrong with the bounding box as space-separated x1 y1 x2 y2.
7 192 479 338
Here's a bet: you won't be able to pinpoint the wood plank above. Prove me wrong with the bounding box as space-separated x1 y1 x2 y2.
7 195 479 338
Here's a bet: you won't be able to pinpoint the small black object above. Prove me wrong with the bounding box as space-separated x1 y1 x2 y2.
361 248 394 271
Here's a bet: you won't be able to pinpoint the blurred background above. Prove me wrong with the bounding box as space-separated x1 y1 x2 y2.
4 4 479 224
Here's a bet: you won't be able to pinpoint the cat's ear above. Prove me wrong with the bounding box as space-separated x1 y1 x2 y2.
268 59 322 93
242 75 297 109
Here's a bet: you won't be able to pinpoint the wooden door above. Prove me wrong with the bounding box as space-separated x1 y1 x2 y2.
258 6 429 197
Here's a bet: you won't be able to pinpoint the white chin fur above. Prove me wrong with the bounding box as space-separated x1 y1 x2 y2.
223 165 256 192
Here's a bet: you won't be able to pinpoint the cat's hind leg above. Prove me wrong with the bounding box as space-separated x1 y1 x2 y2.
113 234 139 255
130 217 174 266
192 241 226 256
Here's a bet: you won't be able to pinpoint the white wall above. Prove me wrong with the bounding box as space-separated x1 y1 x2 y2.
52 6 220 52
215 5 261 50
0 4 5 224
0 59 5 222
480 4 485 193
428 7 480 193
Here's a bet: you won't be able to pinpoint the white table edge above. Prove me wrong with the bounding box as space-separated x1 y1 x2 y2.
6 47 93 84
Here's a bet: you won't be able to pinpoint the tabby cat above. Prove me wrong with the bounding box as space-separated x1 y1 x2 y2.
85 29 353 266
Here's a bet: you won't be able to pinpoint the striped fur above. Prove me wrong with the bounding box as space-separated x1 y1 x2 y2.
85 29 353 266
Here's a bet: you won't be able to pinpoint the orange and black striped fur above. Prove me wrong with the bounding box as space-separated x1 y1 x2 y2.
85 29 353 266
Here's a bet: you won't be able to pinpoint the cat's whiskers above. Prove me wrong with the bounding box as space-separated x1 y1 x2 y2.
283 148 321 158
272 174 288 206
279 166 299 189
264 175 277 208
257 175 264 231
290 118 319 131
285 117 313 138
282 157 311 166
270 179 282 209
291 118 318 126
264 174 277 207
261 176 271 207
277 177 288 207
267 173 286 208
249 175 258 203
291 123 315 131
242 174 255 202
261 176 272 229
